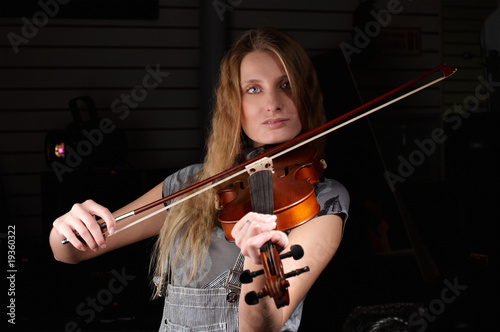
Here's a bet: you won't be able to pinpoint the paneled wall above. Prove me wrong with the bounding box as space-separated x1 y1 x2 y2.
0 0 201 235
1 0 444 238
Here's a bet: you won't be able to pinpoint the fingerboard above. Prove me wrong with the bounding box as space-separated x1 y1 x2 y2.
248 170 274 215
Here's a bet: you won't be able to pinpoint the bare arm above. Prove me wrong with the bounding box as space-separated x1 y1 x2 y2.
49 183 166 264
233 213 343 332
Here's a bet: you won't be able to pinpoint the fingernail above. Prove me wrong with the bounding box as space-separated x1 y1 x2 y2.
100 243 107 249
109 227 115 234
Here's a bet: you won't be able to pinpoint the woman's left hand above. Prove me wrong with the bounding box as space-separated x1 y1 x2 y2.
231 212 289 264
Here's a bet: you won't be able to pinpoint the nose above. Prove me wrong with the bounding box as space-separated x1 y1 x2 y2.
265 89 283 112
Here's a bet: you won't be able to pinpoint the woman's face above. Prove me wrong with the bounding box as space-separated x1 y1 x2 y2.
240 51 302 147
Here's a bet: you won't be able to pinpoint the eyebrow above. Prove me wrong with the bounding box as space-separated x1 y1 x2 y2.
240 75 289 86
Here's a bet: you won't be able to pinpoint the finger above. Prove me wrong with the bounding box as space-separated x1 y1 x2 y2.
269 231 289 251
232 212 276 236
68 203 101 250
232 212 258 236
247 231 289 264
251 213 277 225
247 231 274 250
83 216 108 249
56 221 87 251
238 214 276 238
71 214 100 251
234 220 270 251
244 231 277 264
244 236 264 265
245 219 276 241
82 200 116 234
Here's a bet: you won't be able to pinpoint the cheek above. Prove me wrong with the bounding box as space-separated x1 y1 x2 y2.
296 120 303 133
293 120 303 138
240 105 254 136
288 103 302 132
241 96 260 117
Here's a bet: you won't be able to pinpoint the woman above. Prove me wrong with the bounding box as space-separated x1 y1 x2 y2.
50 27 349 332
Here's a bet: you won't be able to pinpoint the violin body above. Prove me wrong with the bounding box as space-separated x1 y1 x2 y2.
217 145 324 241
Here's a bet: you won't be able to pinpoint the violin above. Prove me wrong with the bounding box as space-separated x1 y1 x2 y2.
61 64 457 308
217 145 323 307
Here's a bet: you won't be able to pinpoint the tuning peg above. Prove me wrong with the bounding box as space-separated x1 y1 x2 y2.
244 291 265 305
239 269 264 284
283 266 310 279
279 244 304 260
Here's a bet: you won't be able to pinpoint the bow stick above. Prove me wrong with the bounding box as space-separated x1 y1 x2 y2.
62 64 456 244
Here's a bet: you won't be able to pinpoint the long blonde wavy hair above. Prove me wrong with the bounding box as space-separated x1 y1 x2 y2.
151 27 326 297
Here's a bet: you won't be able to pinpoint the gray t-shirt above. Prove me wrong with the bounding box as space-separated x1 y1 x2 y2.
162 163 350 287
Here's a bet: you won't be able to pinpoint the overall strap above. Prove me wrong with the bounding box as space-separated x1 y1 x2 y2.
202 252 245 303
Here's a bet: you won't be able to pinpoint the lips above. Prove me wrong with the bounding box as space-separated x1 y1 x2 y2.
262 118 288 128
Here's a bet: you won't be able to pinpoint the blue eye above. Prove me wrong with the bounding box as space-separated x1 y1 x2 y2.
247 86 260 94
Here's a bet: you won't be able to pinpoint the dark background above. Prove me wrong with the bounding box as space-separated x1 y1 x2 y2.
1 1 499 331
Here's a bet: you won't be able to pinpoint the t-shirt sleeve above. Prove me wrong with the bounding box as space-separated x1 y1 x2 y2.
315 178 350 223
162 163 204 203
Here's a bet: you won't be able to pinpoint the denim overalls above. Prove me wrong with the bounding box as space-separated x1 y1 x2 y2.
158 251 242 331
158 253 303 332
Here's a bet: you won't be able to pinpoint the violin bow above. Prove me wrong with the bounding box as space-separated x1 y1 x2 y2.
62 64 456 244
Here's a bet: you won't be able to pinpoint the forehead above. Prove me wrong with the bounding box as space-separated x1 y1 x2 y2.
239 51 287 81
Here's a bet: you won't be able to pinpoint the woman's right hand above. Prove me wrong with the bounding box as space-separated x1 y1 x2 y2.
52 199 117 252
